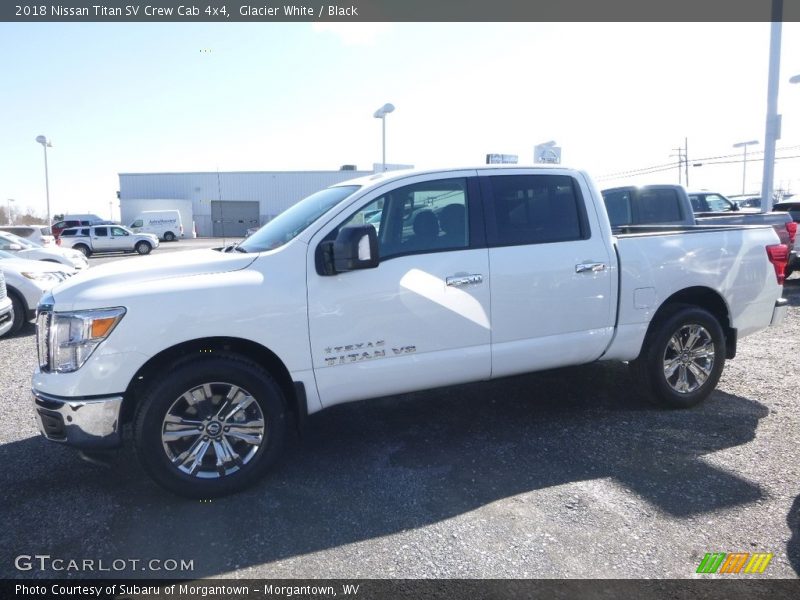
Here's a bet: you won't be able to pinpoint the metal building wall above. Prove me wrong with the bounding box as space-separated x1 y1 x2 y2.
119 171 372 237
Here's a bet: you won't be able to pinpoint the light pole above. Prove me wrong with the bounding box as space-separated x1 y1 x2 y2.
6 199 14 225
373 103 395 172
733 140 759 195
35 135 52 227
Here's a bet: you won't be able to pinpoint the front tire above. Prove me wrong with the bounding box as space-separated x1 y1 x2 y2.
632 306 726 409
134 355 287 498
135 241 152 255
7 290 26 334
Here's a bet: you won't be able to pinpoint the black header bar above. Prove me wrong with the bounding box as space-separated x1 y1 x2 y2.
2 0 800 23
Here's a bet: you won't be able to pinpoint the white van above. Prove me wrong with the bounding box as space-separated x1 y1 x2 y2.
129 210 183 241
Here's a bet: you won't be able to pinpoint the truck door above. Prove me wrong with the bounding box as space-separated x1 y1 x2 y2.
479 170 616 378
91 226 112 251
306 173 491 407
108 226 132 250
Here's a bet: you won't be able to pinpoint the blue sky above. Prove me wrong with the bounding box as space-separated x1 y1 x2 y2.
2 22 800 220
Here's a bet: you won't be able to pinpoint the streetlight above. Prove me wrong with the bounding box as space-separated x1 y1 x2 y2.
732 140 759 195
6 199 14 225
35 135 52 227
373 103 395 172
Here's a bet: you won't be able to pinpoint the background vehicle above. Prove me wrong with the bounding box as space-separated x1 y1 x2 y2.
58 225 159 256
0 225 56 247
0 231 89 270
0 250 75 334
51 214 105 238
601 185 796 255
33 167 787 498
129 210 183 242
773 200 800 276
0 269 13 337
601 185 694 228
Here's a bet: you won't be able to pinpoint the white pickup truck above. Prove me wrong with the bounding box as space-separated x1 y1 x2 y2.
32 167 789 497
57 224 159 256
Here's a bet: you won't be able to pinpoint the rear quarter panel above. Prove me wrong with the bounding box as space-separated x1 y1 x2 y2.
603 225 782 361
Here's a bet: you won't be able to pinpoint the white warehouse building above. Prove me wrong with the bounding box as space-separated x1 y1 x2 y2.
118 169 374 238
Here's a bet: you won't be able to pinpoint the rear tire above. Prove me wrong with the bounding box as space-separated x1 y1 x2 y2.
74 244 91 257
135 241 152 255
164 232 175 242
133 355 287 498
632 305 726 409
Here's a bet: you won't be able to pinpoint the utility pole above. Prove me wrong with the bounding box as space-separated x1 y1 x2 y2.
761 0 782 212
684 137 689 188
670 146 685 185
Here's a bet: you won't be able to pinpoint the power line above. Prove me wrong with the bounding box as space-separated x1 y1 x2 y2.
597 144 800 181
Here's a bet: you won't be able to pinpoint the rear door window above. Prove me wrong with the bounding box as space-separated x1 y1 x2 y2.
484 174 588 246
637 189 684 223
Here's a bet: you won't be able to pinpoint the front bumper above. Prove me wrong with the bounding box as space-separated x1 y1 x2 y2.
33 389 124 449
771 298 788 326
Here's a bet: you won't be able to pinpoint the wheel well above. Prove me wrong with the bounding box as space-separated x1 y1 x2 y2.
121 337 299 426
649 287 736 359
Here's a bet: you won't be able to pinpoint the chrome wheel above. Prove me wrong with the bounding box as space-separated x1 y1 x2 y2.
161 382 265 479
662 324 715 394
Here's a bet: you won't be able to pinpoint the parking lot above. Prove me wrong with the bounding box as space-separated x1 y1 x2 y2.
0 242 798 579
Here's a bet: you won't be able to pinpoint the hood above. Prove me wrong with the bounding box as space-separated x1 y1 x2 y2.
18 247 81 260
0 256 75 275
52 248 258 305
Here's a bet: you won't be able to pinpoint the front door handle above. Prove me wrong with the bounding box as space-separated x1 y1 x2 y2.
446 274 484 287
575 262 607 274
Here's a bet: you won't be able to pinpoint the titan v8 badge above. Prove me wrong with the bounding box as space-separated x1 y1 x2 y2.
323 340 416 366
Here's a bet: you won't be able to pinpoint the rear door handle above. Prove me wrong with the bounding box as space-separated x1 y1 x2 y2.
446 274 484 287
575 262 607 274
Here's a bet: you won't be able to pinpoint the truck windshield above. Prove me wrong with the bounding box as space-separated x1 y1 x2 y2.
239 185 360 253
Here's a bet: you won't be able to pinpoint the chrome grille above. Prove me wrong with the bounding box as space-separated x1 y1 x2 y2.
36 311 52 371
0 270 6 301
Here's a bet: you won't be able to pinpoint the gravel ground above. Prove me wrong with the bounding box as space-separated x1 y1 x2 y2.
0 267 798 580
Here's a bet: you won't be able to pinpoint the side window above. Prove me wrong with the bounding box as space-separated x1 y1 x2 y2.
487 174 587 246
704 194 733 212
338 178 469 260
94 227 108 237
111 227 127 236
131 220 143 228
602 190 633 227
688 195 704 212
638 189 683 223
61 229 75 237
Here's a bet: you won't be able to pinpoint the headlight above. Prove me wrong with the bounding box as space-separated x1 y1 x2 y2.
37 307 126 373
22 271 60 283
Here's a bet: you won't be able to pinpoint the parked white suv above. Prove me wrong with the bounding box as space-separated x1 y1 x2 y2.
0 231 88 270
0 250 75 334
0 225 56 247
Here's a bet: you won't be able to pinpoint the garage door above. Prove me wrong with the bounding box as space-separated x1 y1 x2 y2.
211 201 260 237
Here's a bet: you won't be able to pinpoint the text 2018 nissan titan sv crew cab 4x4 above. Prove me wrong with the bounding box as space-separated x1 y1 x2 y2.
32 167 788 497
